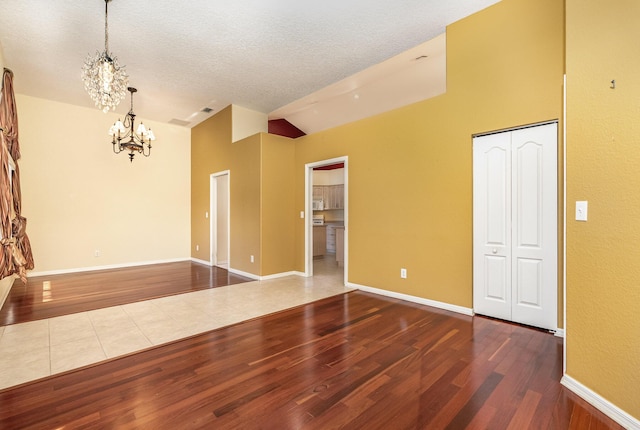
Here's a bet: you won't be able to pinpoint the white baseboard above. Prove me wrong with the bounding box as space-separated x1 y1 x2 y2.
561 375 640 429
190 258 212 266
348 282 474 316
193 264 303 281
230 270 307 281
554 328 565 338
28 258 191 277
260 271 305 280
227 267 260 280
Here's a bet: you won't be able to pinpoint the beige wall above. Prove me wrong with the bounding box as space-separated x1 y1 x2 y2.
17 95 191 273
566 0 640 419
313 169 344 186
231 105 267 143
0 42 5 75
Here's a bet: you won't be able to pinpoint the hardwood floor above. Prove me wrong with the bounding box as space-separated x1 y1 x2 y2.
0 261 252 326
0 289 623 429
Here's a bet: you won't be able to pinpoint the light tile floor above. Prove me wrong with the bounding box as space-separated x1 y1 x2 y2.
0 257 351 390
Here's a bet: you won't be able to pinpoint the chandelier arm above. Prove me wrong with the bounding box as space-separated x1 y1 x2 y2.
112 136 121 154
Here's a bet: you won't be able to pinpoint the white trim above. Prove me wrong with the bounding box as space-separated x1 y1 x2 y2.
227 267 260 280
563 73 568 374
191 257 213 267
28 258 191 277
554 328 565 338
260 271 305 280
348 282 474 316
561 375 640 430
304 156 348 283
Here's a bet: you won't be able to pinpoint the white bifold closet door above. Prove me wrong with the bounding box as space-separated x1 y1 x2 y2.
473 122 557 331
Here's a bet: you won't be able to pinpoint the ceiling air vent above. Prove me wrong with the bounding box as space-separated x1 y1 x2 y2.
169 118 190 126
201 107 214 113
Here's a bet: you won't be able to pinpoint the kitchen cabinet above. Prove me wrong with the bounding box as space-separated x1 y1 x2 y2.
312 186 324 201
313 225 326 257
313 184 344 210
335 227 345 267
328 184 344 210
325 222 345 254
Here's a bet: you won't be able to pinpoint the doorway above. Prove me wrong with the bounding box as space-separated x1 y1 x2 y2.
305 157 348 284
473 122 558 331
210 171 230 269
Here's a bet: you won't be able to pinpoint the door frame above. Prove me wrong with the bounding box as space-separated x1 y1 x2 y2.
304 156 348 282
210 170 231 268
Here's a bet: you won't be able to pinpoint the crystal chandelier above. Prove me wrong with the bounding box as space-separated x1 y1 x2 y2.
81 0 128 113
109 87 156 162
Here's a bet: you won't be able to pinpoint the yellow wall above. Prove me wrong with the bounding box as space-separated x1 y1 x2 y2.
261 133 296 275
191 106 232 262
17 94 191 273
191 106 267 276
293 0 564 309
229 134 261 274
566 0 640 419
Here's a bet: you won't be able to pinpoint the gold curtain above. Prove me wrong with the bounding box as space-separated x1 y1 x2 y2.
0 68 34 283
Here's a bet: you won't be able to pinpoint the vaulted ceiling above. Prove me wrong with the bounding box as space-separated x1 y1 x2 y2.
0 0 500 133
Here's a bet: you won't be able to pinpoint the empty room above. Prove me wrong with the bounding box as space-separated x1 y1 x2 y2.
0 0 638 428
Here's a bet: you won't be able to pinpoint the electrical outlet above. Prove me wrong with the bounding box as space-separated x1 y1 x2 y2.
300 211 305 219
400 268 407 279
196 245 199 251
250 255 255 263
94 250 100 257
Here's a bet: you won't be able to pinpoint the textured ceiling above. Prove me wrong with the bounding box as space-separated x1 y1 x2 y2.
0 0 500 130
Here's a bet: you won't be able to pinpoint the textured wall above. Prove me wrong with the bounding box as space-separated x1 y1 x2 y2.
294 0 565 310
18 95 191 273
191 106 263 275
566 0 640 419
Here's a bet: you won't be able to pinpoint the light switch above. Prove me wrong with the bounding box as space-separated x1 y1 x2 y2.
300 211 305 219
576 201 588 221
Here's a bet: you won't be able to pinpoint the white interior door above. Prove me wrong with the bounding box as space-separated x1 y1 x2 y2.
473 132 512 322
210 172 230 269
473 123 557 331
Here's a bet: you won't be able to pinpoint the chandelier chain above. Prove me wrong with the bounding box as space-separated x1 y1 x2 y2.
104 0 109 54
